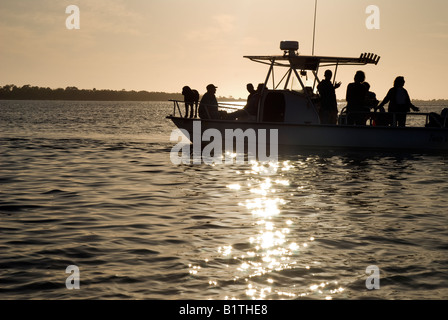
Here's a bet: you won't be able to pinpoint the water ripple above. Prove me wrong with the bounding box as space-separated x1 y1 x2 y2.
1 101 448 299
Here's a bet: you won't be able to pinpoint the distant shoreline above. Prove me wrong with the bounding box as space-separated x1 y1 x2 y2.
0 84 244 102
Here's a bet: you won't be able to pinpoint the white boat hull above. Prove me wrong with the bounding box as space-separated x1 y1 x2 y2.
167 116 448 152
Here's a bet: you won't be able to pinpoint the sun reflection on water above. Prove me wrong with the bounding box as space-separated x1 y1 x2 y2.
189 160 345 299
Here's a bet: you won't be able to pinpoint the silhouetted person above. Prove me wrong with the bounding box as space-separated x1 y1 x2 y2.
363 82 379 109
182 86 199 118
246 83 256 102
244 83 264 118
377 76 419 127
226 83 262 121
346 71 368 125
199 84 219 119
317 70 341 124
364 82 386 126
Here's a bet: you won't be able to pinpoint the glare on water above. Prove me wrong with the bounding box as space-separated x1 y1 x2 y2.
185 160 346 300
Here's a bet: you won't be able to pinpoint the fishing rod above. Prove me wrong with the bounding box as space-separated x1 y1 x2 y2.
312 0 318 56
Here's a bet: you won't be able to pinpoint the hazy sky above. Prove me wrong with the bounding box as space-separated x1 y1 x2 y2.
1 0 447 100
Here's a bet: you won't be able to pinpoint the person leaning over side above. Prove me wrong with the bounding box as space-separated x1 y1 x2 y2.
377 76 419 127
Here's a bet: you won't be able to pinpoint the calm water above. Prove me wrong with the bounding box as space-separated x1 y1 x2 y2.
1 100 448 300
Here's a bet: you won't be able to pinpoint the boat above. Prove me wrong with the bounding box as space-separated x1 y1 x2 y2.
167 41 448 152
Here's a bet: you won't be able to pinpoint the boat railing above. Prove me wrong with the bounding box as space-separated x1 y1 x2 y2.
169 100 184 117
168 99 244 118
338 108 447 128
169 99 448 128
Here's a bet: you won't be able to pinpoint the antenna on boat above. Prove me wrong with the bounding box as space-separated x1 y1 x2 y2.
312 0 318 55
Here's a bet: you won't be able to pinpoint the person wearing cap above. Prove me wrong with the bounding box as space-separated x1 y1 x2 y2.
199 84 219 119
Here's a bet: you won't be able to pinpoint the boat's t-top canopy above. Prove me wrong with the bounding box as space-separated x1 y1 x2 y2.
243 41 380 94
244 52 380 71
244 41 380 71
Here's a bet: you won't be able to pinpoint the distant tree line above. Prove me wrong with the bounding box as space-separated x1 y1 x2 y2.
0 84 243 101
0 84 184 101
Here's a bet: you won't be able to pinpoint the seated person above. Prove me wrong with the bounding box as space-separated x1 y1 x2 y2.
198 84 219 119
363 82 379 109
226 83 265 121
